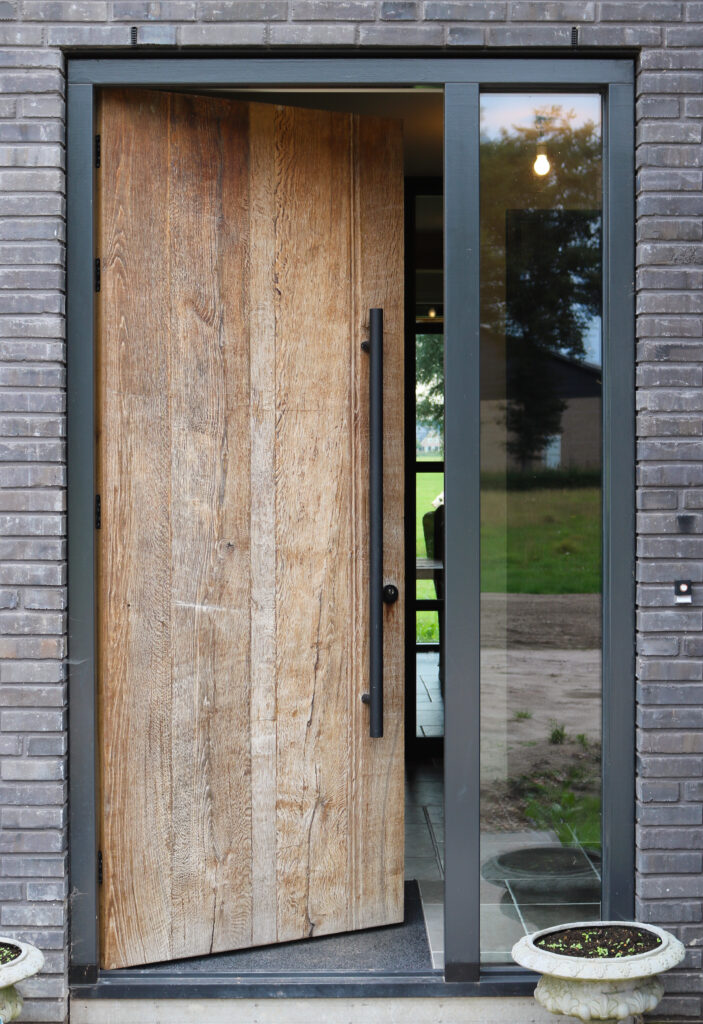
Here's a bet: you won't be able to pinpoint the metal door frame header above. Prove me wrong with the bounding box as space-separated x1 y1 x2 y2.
69 56 633 86
67 53 635 994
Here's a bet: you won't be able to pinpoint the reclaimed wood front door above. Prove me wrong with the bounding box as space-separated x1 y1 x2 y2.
95 89 404 970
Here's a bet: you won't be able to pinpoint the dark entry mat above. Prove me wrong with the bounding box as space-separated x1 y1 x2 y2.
118 881 431 975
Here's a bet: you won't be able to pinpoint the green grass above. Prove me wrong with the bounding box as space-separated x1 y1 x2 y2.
414 474 601 642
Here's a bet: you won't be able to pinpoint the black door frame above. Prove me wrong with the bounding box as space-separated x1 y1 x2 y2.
67 55 635 995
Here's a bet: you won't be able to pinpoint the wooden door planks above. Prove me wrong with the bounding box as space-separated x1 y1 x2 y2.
97 89 404 969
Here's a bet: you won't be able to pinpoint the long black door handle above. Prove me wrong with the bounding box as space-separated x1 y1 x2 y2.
364 308 384 738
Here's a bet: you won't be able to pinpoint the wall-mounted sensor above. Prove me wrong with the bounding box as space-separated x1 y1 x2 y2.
675 581 692 604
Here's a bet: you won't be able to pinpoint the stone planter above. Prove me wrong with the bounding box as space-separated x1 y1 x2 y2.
512 920 685 1023
0 937 44 1022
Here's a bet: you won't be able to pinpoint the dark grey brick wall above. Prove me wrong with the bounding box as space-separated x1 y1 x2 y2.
0 2 699 1022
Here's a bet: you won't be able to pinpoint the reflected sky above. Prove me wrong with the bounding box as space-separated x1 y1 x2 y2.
480 93 602 140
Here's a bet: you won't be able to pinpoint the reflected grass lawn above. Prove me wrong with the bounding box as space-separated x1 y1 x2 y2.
415 477 601 642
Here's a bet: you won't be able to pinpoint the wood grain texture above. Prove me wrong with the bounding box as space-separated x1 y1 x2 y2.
97 89 404 969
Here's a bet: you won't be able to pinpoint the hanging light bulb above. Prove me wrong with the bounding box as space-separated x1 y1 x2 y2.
533 151 551 176
428 307 437 319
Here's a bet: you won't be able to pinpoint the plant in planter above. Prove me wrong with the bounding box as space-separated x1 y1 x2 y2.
512 919 685 1023
0 936 44 1022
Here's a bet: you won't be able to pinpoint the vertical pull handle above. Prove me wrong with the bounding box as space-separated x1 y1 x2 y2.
364 308 384 738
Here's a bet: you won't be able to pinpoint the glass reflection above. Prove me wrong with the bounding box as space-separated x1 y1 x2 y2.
479 95 603 962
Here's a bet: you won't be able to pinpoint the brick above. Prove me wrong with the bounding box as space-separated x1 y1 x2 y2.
638 901 702 924
0 565 65 587
639 464 703 486
638 440 703 463
0 490 65 512
683 780 703 801
0 883 22 901
0 440 64 462
21 1 107 19
638 509 702 531
447 26 484 43
637 779 680 802
27 735 66 756
0 71 64 95
640 389 703 412
637 489 678 509
0 735 21 755
20 976 66 999
1 900 64 926
2 807 65 829
579 24 662 44
425 1 505 18
638 169 703 192
200 1 287 18
0 783 65 806
637 609 702 631
0 540 65 562
179 24 267 44
639 220 703 242
17 96 64 119
46 26 133 45
2 759 64 781
684 96 703 117
638 658 703 680
638 144 703 169
112 1 197 16
380 2 418 19
0 51 64 70
600 1 683 19
26 880 67 901
291 0 373 17
639 876 703 897
0 684 64 707
24 590 65 610
0 662 64 684
0 610 64 635
0 588 18 608
638 804 702 825
638 535 703 557
0 637 65 659
637 850 702 873
639 122 703 144
639 683 703 705
639 731 703 753
637 636 679 655
0 465 64 487
638 413 703 435
487 24 572 44
0 27 44 46
0 831 63 854
358 23 445 43
509 1 594 18
637 755 703 778
640 72 703 94
0 710 64 733
640 48 703 69
637 96 680 119
136 24 177 43
667 25 703 45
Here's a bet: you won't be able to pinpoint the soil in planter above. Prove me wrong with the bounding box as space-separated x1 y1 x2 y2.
535 925 662 959
0 943 21 965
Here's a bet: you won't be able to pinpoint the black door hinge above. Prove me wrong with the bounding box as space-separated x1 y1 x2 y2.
95 134 101 169
94 258 101 293
95 494 101 530
98 850 103 886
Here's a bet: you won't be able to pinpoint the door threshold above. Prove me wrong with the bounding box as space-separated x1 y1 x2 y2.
70 967 536 1000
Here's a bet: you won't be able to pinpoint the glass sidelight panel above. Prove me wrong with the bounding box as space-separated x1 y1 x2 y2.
478 94 603 962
